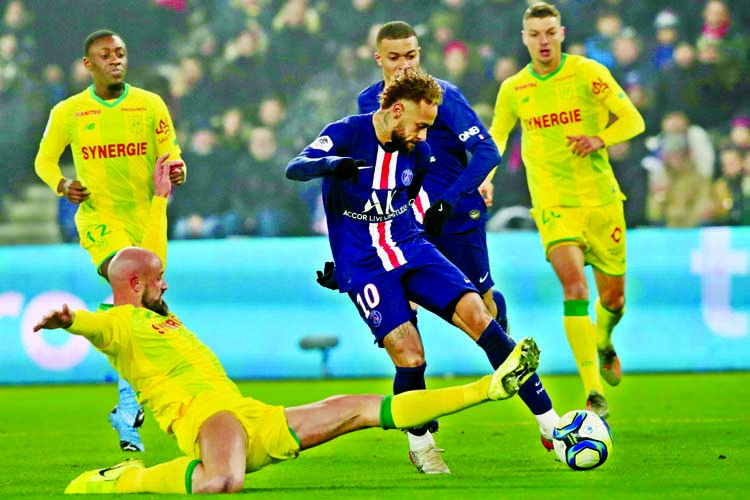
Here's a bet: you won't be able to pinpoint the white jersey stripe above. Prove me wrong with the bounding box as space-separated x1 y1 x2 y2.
373 146 399 189
369 220 407 271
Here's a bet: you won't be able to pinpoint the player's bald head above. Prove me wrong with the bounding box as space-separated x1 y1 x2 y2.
108 247 161 285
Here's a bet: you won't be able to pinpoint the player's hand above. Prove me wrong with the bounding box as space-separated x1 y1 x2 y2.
333 158 365 183
167 160 186 186
316 261 339 290
423 199 454 237
153 153 174 197
479 176 494 208
58 178 90 204
566 135 605 158
33 304 74 332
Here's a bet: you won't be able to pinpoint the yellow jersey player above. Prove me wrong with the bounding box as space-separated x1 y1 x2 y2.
489 2 645 417
34 29 186 451
33 244 540 494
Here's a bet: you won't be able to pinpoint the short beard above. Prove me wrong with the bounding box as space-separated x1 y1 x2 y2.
391 127 415 154
108 82 125 93
143 296 169 316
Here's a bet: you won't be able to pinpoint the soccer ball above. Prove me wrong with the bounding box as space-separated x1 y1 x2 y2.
552 410 613 470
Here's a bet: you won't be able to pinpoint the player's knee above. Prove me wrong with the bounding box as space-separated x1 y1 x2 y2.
197 471 245 493
456 292 493 327
601 293 625 312
561 280 588 300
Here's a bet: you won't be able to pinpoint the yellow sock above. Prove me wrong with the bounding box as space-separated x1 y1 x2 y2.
594 298 623 350
116 456 199 494
380 376 491 429
563 300 603 396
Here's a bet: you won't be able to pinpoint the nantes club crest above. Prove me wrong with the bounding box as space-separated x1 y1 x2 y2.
127 115 144 134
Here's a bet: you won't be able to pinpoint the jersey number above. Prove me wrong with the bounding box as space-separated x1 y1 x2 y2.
355 284 381 318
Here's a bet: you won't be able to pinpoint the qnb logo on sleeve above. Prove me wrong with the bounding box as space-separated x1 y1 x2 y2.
459 126 483 142
310 135 334 152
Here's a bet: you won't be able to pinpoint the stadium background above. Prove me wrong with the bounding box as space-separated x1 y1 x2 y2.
0 0 749 383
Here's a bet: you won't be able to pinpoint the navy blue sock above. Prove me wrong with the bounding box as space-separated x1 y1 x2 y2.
394 364 430 436
492 289 508 332
476 321 515 368
476 321 553 415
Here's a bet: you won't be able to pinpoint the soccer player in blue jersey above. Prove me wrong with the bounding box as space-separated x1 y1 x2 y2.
354 21 558 471
287 69 558 474
359 21 506 328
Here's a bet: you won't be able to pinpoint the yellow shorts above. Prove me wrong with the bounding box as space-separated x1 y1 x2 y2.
171 392 301 472
530 202 627 276
77 218 140 272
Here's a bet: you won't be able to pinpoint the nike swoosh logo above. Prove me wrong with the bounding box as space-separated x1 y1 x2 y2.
438 205 443 211
478 272 489 283
98 466 117 477
98 460 138 477
535 381 542 387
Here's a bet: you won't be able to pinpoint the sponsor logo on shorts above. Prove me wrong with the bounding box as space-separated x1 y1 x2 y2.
370 310 382 327
470 209 480 220
541 209 561 224
610 226 622 243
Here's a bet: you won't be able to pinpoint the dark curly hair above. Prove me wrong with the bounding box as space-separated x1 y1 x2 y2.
379 69 443 110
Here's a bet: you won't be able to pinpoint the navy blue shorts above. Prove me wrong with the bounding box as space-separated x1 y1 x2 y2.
427 226 494 295
347 246 478 346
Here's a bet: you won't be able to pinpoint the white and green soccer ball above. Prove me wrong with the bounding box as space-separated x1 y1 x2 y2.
552 410 613 470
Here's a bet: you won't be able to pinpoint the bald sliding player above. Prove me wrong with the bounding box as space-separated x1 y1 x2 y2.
35 29 186 452
35 244 538 494
356 21 557 473
490 2 645 418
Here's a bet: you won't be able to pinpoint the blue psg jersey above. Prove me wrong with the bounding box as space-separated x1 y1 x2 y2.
286 113 435 291
358 78 500 233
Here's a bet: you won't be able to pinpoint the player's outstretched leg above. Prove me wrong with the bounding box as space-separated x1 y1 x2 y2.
476 320 558 452
109 377 145 452
393 364 450 475
64 458 144 494
488 337 540 400
409 337 539 474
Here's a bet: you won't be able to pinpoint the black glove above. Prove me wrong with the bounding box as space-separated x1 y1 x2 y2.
333 158 365 183
316 261 339 290
423 199 454 237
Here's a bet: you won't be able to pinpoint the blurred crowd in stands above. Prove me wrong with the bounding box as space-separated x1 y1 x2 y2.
1 0 749 241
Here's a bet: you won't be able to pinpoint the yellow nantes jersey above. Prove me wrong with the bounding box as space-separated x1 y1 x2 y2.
35 84 182 238
490 54 644 209
68 305 241 435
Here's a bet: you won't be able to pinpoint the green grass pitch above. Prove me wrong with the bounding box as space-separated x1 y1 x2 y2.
1 372 748 499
